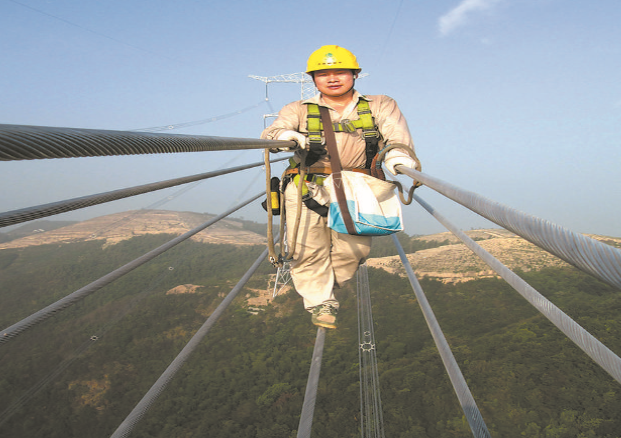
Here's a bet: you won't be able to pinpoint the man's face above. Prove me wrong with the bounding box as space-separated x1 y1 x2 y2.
313 69 356 98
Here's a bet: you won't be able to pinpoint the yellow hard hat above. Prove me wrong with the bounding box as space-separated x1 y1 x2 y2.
306 45 361 74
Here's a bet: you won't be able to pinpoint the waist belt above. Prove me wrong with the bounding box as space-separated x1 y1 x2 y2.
285 166 371 176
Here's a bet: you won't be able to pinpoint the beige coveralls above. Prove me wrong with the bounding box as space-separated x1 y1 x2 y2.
261 90 418 311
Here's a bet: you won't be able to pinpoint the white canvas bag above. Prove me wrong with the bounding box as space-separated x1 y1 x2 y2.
322 171 403 236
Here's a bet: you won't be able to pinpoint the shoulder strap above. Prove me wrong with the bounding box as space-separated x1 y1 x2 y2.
306 104 323 145
357 99 380 168
319 106 357 235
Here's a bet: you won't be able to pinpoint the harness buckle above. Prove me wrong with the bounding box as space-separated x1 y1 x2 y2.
335 119 357 133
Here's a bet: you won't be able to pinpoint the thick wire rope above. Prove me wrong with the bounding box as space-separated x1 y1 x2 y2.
0 157 288 228
0 265 174 428
357 264 385 438
412 193 621 385
0 124 294 161
296 327 327 438
0 192 264 345
391 234 493 438
109 238 277 438
398 167 621 291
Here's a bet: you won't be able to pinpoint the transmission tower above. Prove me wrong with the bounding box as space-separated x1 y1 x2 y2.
249 72 318 128
249 72 318 102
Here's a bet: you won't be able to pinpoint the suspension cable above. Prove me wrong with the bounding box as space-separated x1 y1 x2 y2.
109 238 275 438
0 192 263 345
357 263 386 438
391 234 492 438
296 327 327 438
398 167 621 291
0 124 294 161
0 157 288 228
412 193 621 385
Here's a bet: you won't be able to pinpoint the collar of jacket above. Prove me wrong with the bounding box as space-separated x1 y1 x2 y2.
301 90 372 108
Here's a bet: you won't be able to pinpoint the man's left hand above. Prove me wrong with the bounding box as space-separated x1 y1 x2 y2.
384 151 419 176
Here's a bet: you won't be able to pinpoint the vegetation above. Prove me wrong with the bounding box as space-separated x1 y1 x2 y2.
369 233 451 258
1 235 620 437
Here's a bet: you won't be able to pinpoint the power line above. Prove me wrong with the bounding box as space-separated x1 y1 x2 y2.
7 0 184 64
134 100 268 132
377 0 406 62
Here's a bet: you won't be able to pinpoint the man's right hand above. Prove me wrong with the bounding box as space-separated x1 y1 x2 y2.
272 130 307 151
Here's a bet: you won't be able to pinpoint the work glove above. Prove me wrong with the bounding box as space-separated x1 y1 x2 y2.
271 130 306 152
384 150 419 176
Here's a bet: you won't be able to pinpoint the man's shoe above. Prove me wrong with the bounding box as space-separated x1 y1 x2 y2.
311 304 338 329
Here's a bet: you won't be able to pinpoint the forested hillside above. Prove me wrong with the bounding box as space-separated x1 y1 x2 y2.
1 233 620 437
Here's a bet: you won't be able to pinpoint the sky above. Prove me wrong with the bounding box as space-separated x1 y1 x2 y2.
1 0 620 238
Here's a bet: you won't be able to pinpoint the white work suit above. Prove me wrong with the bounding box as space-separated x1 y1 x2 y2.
261 90 419 311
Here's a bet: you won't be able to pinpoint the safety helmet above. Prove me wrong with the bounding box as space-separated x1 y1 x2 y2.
306 45 361 74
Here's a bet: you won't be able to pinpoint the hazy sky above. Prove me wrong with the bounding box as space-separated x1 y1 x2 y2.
1 0 620 237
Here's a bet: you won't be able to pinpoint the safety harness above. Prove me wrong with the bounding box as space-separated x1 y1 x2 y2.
305 98 380 168
264 98 419 267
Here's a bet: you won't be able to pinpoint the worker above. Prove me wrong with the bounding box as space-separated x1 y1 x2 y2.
261 45 421 329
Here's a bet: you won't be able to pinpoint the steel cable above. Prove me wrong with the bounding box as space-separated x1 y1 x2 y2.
109 236 277 438
0 156 288 228
357 264 386 438
391 234 493 438
412 193 621 385
296 327 326 438
398 167 621 291
0 192 264 345
0 124 294 161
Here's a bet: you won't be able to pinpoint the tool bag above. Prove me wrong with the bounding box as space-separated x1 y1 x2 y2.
318 105 403 236
322 171 403 235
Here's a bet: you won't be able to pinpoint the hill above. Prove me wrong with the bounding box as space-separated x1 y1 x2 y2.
0 219 78 243
0 210 267 250
1 216 620 437
368 229 621 283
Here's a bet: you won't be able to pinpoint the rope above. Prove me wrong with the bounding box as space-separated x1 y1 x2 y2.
109 240 276 438
412 193 621 385
0 192 263 345
296 327 327 438
357 263 386 438
0 157 288 228
398 167 621 291
391 234 492 438
0 124 294 161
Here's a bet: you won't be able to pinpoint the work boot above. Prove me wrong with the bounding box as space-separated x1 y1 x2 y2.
311 304 338 329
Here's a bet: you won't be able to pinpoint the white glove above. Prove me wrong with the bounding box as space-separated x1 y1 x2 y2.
273 130 307 151
384 150 418 176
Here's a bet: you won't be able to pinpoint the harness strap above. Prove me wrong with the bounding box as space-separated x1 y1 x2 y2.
305 99 380 168
284 166 371 177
